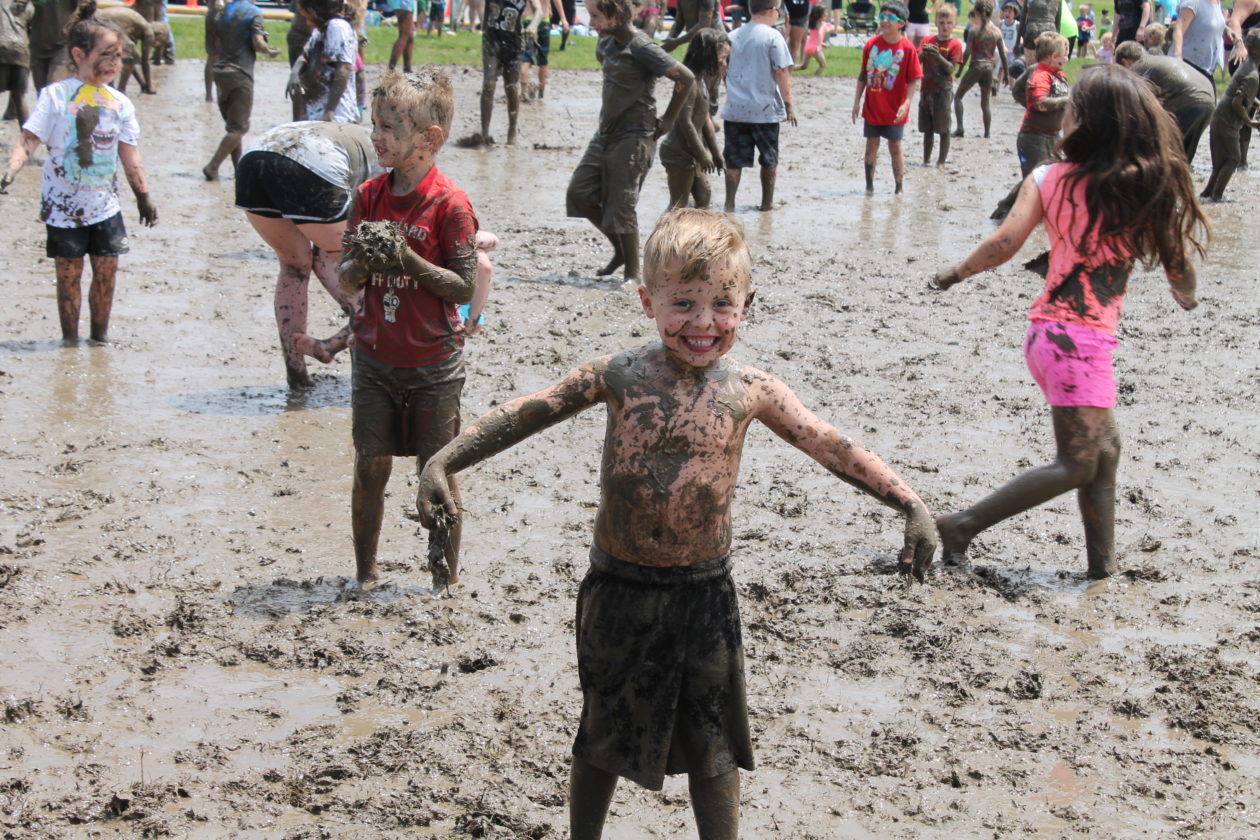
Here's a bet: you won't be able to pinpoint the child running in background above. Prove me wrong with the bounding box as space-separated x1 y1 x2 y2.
795 4 832 74
932 65 1207 580
459 230 498 335
660 28 729 209
918 3 963 165
1 1 158 345
1201 29 1260 202
952 0 1008 138
851 1 923 193
418 208 936 840
991 30 1068 219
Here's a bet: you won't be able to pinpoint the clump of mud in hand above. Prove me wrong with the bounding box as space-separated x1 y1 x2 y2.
427 509 454 594
346 221 405 272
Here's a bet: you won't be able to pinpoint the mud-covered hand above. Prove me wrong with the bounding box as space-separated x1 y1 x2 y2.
417 462 459 530
135 192 158 227
931 267 961 290
785 102 798 127
1170 262 1198 311
0 170 14 194
338 254 370 295
898 505 937 582
710 152 725 174
285 67 303 100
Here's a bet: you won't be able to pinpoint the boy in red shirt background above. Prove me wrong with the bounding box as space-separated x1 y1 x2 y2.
339 70 480 587
851 1 923 194
918 4 963 166
991 30 1068 218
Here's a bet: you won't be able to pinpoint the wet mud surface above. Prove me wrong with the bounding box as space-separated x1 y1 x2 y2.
2 60 1259 838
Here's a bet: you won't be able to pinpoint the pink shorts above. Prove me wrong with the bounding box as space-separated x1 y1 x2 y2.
1023 320 1118 408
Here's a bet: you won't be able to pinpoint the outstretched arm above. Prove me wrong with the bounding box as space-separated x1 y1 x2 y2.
933 172 1042 288
418 361 608 525
1 130 41 193
663 0 716 51
751 373 937 579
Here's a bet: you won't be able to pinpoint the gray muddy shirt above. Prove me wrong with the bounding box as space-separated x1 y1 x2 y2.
1131 54 1215 113
596 30 677 136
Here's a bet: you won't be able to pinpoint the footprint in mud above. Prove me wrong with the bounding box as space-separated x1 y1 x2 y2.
228 576 432 620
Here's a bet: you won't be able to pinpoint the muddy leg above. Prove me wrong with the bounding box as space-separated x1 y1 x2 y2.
666 165 696 209
937 406 1109 566
505 79 520 145
691 170 712 209
690 770 739 840
723 167 741 212
1079 411 1120 579
889 139 905 193
937 131 950 166
758 166 776 210
203 131 243 181
1209 163 1237 201
275 260 314 387
863 137 879 192
55 257 84 343
352 453 392 584
479 77 497 143
86 255 117 343
617 232 640 281
595 229 624 276
923 131 934 166
952 89 965 137
980 84 992 138
570 757 619 840
204 57 214 102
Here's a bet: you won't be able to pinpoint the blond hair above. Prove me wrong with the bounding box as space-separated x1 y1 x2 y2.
642 209 752 292
1035 31 1069 62
371 68 455 137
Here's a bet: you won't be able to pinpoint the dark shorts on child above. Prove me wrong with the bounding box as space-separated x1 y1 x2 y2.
483 28 524 82
723 120 780 169
1016 129 1056 176
0 63 28 95
784 0 809 26
351 349 464 459
566 130 656 235
46 213 129 259
919 88 953 134
235 151 353 223
863 121 906 141
524 25 551 66
572 546 755 792
213 65 254 134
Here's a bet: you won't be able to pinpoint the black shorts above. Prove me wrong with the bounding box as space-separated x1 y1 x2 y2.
523 25 550 66
351 349 464 459
46 213 129 259
483 28 523 83
572 546 755 791
0 62 28 95
235 151 352 223
863 121 906 141
784 0 809 27
723 120 780 169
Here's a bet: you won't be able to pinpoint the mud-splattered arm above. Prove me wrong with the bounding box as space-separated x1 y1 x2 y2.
118 143 158 227
750 372 937 580
1166 260 1198 311
417 361 609 527
655 62 697 141
933 174 1043 289
0 130 41 193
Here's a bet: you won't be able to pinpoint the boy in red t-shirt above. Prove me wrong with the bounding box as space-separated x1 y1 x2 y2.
851 1 923 193
918 4 963 165
991 31 1068 218
339 70 480 587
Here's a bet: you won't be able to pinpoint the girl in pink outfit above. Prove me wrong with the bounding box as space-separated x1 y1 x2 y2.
796 5 833 74
931 65 1209 580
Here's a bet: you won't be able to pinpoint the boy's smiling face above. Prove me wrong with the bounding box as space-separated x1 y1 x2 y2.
371 102 439 170
638 257 754 369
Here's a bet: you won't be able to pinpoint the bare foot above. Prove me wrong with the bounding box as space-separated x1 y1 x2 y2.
356 559 380 586
286 365 314 390
202 164 218 182
506 128 518 146
723 201 735 213
596 255 624 277
936 513 972 567
455 133 494 148
293 333 334 364
61 336 80 348
894 182 904 195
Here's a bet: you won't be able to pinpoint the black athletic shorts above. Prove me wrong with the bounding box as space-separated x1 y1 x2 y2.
723 120 780 169
235 151 352 223
46 212 129 259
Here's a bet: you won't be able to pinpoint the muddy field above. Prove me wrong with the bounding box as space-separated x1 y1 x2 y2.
1 57 1258 839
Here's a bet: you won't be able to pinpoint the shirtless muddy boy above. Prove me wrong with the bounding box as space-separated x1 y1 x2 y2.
418 208 936 839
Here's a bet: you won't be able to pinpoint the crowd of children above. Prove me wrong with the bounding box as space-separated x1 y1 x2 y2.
1 2 1253 836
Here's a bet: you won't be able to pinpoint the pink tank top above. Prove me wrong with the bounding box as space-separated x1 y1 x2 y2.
1028 163 1133 336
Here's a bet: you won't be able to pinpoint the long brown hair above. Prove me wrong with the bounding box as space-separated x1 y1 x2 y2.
1056 64 1209 272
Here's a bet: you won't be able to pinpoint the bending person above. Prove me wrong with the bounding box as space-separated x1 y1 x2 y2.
235 121 380 388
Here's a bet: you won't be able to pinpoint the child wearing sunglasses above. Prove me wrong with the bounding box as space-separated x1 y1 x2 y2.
851 1 923 193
